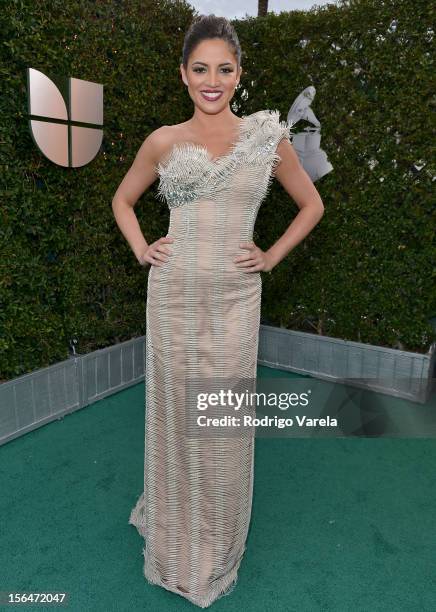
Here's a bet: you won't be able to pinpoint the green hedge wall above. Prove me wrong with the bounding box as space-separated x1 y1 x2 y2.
1 0 435 381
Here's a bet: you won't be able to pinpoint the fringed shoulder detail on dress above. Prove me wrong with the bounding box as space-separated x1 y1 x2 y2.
255 109 297 182
246 109 297 195
250 108 296 152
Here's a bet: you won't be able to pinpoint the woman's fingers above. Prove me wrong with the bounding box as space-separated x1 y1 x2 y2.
157 245 172 256
157 237 174 256
235 255 261 268
154 250 170 262
144 237 174 266
149 251 168 266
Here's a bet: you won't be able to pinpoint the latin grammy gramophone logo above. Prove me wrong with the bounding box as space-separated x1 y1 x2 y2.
26 67 104 168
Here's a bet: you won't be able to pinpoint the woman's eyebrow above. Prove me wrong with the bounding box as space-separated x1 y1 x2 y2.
191 61 234 67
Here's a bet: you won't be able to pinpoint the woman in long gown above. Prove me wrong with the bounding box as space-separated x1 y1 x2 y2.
112 14 324 609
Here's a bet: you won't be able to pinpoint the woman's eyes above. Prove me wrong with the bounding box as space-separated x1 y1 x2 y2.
192 67 233 73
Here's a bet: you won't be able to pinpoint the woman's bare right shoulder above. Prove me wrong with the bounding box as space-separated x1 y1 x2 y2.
146 124 186 166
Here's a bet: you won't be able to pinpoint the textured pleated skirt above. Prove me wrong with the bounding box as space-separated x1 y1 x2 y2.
129 198 262 608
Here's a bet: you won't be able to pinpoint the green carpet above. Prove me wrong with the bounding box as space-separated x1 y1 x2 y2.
1 366 435 611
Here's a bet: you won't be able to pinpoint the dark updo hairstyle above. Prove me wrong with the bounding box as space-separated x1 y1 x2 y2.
181 14 242 69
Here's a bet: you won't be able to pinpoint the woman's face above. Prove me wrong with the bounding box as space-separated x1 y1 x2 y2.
180 38 242 113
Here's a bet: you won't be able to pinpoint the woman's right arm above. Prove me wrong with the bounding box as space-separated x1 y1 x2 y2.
111 128 173 267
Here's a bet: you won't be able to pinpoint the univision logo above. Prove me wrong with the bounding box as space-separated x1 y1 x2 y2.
27 67 104 168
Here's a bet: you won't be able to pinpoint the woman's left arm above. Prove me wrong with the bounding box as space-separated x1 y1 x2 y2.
265 138 325 271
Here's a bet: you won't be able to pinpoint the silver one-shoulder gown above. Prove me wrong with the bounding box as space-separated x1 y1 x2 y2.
129 109 295 608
